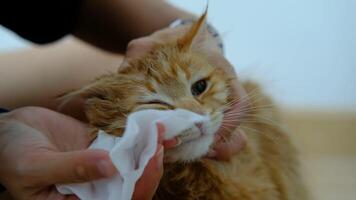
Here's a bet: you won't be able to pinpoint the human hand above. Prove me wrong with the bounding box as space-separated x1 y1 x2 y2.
0 107 174 200
119 24 248 161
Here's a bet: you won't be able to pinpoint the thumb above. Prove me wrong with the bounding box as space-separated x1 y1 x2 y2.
133 145 164 200
118 37 156 71
39 149 117 185
132 123 165 200
213 129 247 161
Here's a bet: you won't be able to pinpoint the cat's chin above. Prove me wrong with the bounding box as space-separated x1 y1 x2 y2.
164 134 215 163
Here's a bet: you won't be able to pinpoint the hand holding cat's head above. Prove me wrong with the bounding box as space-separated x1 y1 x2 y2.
118 13 249 161
65 12 248 162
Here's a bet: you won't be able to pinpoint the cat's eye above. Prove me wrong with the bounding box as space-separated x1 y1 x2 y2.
191 79 208 96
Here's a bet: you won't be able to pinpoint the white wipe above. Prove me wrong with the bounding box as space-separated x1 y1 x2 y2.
56 109 208 200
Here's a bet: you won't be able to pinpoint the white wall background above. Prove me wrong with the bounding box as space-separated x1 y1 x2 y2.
1 0 355 110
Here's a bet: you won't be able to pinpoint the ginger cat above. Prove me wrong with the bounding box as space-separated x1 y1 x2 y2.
65 11 308 200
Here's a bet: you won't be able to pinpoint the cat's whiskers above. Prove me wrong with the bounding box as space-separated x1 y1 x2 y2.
239 125 278 144
226 103 274 112
223 97 272 115
224 113 281 128
217 126 234 143
223 86 262 108
219 87 282 139
222 96 266 117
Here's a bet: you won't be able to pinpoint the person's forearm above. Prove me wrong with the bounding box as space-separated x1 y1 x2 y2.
74 0 194 53
0 39 121 112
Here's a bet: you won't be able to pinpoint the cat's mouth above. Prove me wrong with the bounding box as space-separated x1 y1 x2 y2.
164 119 218 162
176 123 210 144
180 125 221 148
178 130 202 144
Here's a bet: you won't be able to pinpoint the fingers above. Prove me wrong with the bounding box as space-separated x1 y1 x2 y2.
41 123 168 186
119 37 156 70
156 122 180 149
40 149 117 185
156 122 165 144
133 146 164 200
211 129 247 161
126 37 157 59
132 123 165 200
119 26 190 71
163 138 181 149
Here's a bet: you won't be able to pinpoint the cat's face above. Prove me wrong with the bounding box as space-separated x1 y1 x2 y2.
123 45 230 162
74 12 233 162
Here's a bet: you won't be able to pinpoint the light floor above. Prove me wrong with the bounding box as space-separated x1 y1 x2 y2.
302 156 356 200
282 109 356 200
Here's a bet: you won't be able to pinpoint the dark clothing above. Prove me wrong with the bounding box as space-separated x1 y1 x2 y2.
0 0 83 44
0 108 8 113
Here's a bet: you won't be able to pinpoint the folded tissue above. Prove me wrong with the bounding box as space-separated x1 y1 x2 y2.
56 109 208 200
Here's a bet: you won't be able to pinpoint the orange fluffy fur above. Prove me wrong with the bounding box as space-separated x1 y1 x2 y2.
64 12 308 200
154 81 308 199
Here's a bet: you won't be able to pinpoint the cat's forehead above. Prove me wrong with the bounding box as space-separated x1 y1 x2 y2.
148 49 215 82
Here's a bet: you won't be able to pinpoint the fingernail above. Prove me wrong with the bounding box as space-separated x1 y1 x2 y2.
97 160 116 177
157 145 164 170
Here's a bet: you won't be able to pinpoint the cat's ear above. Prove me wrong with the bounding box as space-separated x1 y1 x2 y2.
58 76 123 126
58 76 116 110
177 9 218 53
59 82 99 103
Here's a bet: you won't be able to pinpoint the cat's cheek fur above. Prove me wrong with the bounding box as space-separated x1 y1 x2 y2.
165 135 215 162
